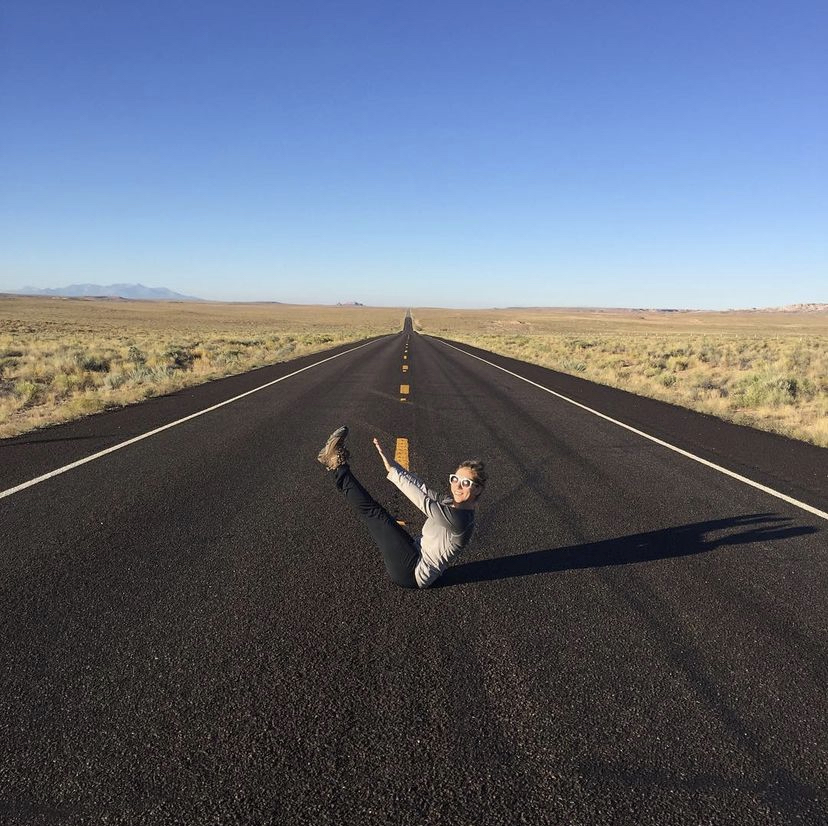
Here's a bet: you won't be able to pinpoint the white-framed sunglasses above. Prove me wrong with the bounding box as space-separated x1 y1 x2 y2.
449 473 480 489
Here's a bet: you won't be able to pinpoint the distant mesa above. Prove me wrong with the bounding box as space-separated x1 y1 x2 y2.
11 283 203 301
739 303 828 313
336 301 364 306
499 304 827 314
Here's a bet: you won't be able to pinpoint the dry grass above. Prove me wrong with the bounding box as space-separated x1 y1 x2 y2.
4 298 826 447
413 308 828 447
0 296 402 438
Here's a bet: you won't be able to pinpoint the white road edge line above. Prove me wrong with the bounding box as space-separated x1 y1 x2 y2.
432 337 828 523
1 337 384 501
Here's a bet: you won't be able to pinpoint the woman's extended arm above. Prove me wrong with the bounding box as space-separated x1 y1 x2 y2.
374 437 442 504
373 437 395 472
388 467 459 526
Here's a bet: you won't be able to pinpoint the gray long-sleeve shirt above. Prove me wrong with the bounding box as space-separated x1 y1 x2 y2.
386 465 476 588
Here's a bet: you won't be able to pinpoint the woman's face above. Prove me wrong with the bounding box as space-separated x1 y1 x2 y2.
449 467 482 504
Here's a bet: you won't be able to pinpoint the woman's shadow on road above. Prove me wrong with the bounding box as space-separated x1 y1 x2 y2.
437 513 820 587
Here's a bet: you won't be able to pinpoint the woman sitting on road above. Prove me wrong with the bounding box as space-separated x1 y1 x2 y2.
317 426 485 588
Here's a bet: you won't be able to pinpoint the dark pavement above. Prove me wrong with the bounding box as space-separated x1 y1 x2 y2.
1 318 826 825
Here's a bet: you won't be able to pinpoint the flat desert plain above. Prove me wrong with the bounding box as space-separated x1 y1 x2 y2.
0 296 401 438
413 306 828 447
1 297 826 446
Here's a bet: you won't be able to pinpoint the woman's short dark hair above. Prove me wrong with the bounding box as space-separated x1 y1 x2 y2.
458 459 487 488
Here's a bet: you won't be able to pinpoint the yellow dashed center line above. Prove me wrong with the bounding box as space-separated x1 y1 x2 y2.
400 348 410 400
394 437 410 521
394 437 410 469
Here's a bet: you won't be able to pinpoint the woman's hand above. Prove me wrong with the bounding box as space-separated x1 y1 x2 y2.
373 437 393 472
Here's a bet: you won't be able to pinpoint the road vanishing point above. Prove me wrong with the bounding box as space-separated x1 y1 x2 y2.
1 317 826 825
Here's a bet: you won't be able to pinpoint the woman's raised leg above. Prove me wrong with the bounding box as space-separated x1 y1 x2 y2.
332 464 420 588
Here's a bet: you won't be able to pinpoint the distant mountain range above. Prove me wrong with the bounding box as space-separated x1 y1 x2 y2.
11 283 203 301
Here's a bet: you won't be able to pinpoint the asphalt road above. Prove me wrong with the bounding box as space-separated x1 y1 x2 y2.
1 318 826 825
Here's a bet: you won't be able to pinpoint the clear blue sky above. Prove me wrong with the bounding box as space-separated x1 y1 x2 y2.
1 0 825 308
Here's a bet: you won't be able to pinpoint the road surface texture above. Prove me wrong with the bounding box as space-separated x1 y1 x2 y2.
1 318 826 825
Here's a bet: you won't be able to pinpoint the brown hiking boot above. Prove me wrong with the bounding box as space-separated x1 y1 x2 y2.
317 425 350 470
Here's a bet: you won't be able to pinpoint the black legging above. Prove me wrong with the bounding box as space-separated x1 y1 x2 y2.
334 464 420 588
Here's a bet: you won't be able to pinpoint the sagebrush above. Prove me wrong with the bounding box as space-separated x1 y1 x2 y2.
0 297 401 438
